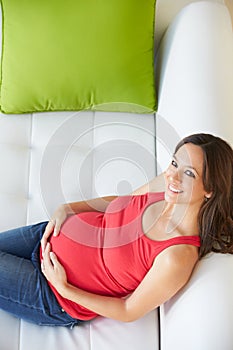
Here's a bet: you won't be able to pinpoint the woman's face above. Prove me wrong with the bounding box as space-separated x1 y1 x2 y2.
165 143 211 207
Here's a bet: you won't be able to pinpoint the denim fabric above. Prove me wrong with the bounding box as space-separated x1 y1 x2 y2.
0 222 81 328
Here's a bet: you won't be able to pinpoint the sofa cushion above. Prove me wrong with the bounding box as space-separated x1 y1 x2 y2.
0 0 157 114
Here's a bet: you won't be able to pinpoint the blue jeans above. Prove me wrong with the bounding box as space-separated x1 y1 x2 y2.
0 222 81 327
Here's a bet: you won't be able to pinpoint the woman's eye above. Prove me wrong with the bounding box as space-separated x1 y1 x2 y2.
185 170 195 178
171 160 178 168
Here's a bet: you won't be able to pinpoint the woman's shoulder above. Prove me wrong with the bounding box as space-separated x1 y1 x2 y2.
155 243 199 272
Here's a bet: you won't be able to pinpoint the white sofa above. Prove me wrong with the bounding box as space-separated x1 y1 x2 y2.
0 1 233 349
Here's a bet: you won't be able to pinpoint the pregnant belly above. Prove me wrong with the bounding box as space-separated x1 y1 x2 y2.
48 213 107 292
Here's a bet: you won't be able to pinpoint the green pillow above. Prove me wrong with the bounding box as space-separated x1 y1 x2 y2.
0 0 157 114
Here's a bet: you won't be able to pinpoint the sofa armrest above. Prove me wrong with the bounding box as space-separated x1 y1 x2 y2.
155 3 233 350
155 1 233 171
160 254 233 350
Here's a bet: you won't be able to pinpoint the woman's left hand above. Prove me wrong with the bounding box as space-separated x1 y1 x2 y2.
41 243 68 294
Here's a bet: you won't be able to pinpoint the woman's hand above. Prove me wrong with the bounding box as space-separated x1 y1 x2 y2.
41 204 70 253
41 242 68 295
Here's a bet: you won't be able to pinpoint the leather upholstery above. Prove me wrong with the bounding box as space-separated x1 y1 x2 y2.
0 1 233 349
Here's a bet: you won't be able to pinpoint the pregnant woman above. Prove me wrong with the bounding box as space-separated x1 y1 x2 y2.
0 133 232 327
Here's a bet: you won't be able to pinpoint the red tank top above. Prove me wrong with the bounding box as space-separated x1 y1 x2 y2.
44 192 200 320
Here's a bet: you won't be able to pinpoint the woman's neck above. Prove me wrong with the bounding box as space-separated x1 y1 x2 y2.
161 202 200 236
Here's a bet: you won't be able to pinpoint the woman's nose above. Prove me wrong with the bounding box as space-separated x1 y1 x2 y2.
168 170 181 183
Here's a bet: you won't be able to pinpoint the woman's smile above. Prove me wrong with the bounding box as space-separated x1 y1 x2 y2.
168 183 183 194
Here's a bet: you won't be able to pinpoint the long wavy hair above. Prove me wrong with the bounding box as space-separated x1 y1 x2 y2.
175 133 233 258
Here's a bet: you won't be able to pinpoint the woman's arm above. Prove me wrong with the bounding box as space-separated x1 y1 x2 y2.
41 195 117 252
41 173 166 251
42 243 198 322
64 196 118 214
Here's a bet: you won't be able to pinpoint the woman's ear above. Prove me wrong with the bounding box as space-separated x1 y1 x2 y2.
204 192 212 200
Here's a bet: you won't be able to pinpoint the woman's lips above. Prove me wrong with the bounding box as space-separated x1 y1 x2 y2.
168 184 183 194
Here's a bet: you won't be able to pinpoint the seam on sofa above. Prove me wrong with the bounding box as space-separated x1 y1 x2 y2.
88 322 93 350
18 318 22 350
158 307 161 350
25 114 33 225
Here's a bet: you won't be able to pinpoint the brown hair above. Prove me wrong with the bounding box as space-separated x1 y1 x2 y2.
175 133 233 258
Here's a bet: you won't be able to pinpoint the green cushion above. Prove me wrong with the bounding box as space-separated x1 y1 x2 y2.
0 0 157 114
